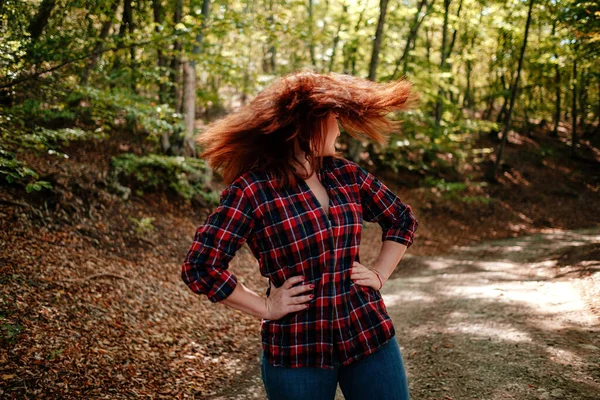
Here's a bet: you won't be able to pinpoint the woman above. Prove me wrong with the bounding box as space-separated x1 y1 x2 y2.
182 69 420 400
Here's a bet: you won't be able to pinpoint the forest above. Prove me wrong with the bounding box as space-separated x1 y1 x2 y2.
1 0 599 398
1 0 598 191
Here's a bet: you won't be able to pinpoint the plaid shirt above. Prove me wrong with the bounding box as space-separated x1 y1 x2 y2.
182 155 418 369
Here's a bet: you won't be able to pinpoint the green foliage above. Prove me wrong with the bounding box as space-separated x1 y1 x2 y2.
0 321 23 347
538 145 557 158
377 116 499 176
422 176 467 191
73 86 185 141
111 153 211 200
0 80 186 193
129 216 156 235
421 176 491 204
0 146 52 192
200 190 222 207
0 101 108 191
0 0 597 208
8 99 78 128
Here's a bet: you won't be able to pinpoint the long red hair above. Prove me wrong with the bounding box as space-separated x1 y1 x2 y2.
196 68 419 188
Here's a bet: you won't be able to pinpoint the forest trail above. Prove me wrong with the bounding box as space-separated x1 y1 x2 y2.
210 226 600 400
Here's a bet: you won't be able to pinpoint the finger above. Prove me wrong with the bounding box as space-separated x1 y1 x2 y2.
290 283 314 296
288 302 310 313
293 303 310 311
351 264 368 273
290 294 313 304
284 275 305 289
351 271 369 279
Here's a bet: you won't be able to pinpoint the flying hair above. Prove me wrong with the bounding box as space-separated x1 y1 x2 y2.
195 68 420 188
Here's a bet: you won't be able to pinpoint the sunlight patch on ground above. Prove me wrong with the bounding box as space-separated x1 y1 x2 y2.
543 345 588 367
382 292 438 307
449 323 533 343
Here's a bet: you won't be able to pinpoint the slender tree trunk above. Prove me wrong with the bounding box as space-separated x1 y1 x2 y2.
152 0 168 104
463 33 476 110
578 68 589 135
368 0 389 81
434 0 451 130
596 80 600 132
242 0 256 105
111 0 133 90
343 4 366 77
26 0 57 67
317 0 332 72
182 60 196 157
496 87 509 124
28 0 56 43
81 0 120 86
328 2 348 73
447 0 463 105
392 0 431 78
170 0 183 113
425 26 432 71
491 0 535 180
127 0 135 93
181 0 211 157
348 0 389 162
571 47 578 157
553 63 561 137
263 0 277 74
308 0 316 67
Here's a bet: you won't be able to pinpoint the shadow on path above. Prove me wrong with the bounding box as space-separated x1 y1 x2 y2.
211 227 600 399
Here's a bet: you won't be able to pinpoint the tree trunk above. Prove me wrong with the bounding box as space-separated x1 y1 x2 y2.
434 0 451 130
127 0 135 93
490 0 535 180
368 0 389 81
81 0 120 86
182 60 196 157
328 2 348 73
170 0 183 113
392 0 431 79
342 4 367 76
578 68 589 135
263 0 277 74
571 46 578 157
152 0 168 104
425 26 432 71
553 63 561 137
181 0 211 157
463 33 475 109
111 0 133 91
28 0 56 43
446 0 463 105
26 0 57 67
308 0 316 67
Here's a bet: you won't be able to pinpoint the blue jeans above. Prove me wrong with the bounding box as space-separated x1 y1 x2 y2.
260 336 410 400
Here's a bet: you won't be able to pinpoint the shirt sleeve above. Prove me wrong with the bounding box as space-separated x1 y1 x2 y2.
181 184 256 303
354 162 419 248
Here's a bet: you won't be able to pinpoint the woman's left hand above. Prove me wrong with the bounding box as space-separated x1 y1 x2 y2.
350 261 383 290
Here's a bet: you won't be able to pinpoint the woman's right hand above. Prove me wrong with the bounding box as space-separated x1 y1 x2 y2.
264 275 314 320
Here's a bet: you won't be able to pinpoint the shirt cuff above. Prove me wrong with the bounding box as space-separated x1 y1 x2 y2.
206 271 239 303
381 230 414 248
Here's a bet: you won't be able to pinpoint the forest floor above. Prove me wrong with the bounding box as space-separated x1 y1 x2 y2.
1 126 599 399
210 225 600 400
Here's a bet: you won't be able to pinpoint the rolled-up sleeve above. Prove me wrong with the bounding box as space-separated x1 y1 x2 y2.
355 162 419 248
182 184 256 303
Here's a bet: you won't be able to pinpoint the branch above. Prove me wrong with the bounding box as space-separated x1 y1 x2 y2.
1 30 190 90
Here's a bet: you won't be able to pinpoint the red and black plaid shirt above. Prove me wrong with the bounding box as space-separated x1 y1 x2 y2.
182 155 418 369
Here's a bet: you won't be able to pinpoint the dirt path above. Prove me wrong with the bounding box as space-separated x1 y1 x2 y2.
210 226 600 399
